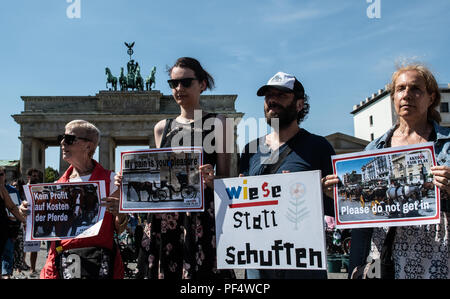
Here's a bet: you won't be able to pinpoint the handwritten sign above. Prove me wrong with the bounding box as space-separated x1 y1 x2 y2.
214 171 326 270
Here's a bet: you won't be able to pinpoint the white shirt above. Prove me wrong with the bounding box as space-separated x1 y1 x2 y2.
66 172 118 195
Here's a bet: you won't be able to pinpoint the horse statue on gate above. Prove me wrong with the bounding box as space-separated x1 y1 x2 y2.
105 67 118 91
119 67 127 91
135 64 144 91
146 66 156 91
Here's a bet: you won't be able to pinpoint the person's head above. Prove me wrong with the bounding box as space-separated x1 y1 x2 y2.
59 120 100 164
390 63 441 124
26 167 43 184
167 57 215 107
257 72 309 129
11 179 24 188
0 166 5 184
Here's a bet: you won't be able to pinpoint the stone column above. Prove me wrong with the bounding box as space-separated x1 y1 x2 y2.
19 137 46 179
19 137 32 179
98 136 116 171
32 139 46 174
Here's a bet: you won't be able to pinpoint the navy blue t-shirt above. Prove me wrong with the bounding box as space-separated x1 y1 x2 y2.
239 128 335 217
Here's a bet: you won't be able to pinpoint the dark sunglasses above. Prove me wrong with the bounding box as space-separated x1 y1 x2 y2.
0 173 4 176
167 78 197 89
57 134 91 145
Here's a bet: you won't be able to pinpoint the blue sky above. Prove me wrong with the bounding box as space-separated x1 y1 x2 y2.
335 157 372 180
1 0 449 172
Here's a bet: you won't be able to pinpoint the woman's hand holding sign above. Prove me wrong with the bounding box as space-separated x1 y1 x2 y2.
199 164 215 189
431 165 450 196
100 189 128 234
321 174 340 199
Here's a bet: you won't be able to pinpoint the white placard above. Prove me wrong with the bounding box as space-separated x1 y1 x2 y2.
119 147 204 213
6 192 21 218
23 241 41 252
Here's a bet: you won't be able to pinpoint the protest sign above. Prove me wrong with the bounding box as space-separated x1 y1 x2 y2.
23 241 41 252
119 147 204 213
214 171 326 270
332 142 440 229
24 181 106 241
6 192 21 218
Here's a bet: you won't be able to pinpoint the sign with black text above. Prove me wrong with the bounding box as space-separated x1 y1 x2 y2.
24 181 106 241
119 147 204 213
214 171 326 270
332 142 439 229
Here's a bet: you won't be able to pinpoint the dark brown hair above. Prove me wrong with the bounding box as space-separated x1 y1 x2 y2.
168 57 215 91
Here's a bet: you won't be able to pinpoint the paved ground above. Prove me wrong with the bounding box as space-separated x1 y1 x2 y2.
6 242 348 279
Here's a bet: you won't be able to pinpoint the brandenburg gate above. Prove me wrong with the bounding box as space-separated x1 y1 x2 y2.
12 43 243 177
12 91 243 176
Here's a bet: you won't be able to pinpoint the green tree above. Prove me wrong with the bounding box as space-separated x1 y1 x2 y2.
45 167 59 183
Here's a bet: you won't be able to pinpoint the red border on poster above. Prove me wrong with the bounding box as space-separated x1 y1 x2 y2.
119 147 205 213
332 143 440 228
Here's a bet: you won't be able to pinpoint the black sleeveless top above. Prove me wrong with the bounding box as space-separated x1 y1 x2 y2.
159 112 218 167
137 112 235 279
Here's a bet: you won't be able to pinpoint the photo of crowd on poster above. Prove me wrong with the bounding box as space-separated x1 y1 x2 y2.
24 182 104 241
332 143 440 229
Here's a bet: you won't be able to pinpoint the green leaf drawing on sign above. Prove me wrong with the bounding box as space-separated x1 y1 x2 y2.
286 183 309 230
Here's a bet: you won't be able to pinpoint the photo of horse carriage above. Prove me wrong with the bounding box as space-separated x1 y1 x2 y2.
338 179 434 218
125 172 198 202
120 148 204 213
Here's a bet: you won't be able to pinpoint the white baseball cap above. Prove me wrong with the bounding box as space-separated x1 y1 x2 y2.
257 71 305 98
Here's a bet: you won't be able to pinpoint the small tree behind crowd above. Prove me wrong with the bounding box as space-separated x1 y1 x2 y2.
45 167 59 183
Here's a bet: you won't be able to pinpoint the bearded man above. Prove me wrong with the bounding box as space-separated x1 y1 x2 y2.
239 71 336 279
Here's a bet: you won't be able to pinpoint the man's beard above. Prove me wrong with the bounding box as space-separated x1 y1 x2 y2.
265 100 298 129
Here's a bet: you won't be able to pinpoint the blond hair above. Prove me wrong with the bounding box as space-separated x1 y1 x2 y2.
65 120 100 158
389 63 441 123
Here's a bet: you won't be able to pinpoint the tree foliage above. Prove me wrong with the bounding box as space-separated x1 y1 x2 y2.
44 167 59 183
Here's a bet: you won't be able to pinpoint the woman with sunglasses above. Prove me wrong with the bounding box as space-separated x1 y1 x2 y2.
20 120 127 279
120 57 235 279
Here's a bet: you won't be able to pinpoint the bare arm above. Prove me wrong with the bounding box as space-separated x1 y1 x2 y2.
0 186 26 224
214 114 231 179
100 189 128 234
154 119 166 149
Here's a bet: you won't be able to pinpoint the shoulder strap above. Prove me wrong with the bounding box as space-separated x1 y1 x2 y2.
382 226 396 250
380 226 396 279
261 144 293 175
160 119 174 148
260 129 306 175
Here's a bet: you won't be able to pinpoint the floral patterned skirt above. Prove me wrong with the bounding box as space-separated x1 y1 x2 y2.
136 194 235 279
369 212 449 279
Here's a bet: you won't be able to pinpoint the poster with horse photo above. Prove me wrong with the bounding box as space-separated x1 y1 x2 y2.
24 181 106 241
332 142 440 229
119 147 204 213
